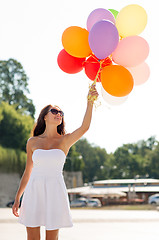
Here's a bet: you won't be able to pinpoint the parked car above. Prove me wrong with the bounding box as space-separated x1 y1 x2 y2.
148 194 159 205
87 198 102 207
70 198 87 207
70 197 102 207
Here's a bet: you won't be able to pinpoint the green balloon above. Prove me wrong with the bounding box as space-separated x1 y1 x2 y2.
108 9 119 19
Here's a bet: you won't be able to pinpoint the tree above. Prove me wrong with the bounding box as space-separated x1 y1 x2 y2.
0 58 35 118
0 101 34 151
75 138 109 182
64 145 85 172
147 142 159 178
0 145 27 176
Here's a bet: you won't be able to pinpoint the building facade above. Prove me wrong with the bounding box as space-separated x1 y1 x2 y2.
68 178 159 205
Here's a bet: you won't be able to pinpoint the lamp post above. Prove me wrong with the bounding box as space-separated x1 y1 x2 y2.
133 174 139 200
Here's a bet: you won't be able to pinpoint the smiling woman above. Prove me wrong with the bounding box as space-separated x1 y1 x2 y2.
12 85 98 240
33 105 66 137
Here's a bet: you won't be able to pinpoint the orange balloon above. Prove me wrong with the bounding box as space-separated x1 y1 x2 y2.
62 26 92 58
101 65 134 97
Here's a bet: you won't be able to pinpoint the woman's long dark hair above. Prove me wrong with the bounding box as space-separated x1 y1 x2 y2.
32 104 65 136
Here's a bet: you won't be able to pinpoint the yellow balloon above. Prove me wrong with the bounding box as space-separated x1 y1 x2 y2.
116 4 147 38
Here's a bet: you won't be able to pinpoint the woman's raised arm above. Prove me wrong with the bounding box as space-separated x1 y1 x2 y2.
64 85 98 148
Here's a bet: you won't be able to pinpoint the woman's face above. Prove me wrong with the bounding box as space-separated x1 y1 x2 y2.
44 106 63 126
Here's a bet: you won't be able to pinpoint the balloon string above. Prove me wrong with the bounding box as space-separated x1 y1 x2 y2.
92 60 104 86
87 60 104 105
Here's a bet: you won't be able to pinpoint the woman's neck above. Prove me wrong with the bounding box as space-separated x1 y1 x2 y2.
43 124 60 138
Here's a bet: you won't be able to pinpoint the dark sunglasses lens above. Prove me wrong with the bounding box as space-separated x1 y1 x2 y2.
60 111 64 117
50 109 64 117
50 109 58 114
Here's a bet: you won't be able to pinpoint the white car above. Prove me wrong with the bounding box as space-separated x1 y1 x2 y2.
70 199 87 207
87 199 102 207
148 194 159 205
70 198 102 207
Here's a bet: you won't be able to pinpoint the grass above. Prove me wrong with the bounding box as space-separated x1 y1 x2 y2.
71 204 158 211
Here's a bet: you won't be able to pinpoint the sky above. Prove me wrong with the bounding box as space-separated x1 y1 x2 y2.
0 0 158 153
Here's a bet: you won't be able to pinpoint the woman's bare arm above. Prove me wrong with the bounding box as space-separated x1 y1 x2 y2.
12 138 34 217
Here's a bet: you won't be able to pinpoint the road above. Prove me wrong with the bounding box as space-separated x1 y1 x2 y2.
1 208 159 240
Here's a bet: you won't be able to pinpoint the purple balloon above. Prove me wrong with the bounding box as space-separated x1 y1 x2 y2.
89 20 119 60
87 8 115 32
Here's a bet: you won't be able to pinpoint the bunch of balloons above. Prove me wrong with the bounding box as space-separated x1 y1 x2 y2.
57 4 149 105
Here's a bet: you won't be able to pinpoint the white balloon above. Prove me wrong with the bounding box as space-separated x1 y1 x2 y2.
101 85 128 106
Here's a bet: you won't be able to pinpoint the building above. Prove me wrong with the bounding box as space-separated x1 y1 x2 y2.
68 178 159 205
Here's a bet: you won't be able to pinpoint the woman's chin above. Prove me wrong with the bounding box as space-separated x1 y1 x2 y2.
56 119 62 125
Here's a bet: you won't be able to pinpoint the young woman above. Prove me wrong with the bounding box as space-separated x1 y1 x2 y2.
12 85 98 240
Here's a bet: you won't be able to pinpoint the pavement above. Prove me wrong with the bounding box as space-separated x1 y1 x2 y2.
1 208 159 240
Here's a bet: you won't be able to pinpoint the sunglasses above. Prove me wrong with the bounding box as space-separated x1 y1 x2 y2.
49 108 64 117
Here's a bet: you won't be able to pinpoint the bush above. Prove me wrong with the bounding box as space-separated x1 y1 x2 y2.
0 145 26 176
0 101 34 151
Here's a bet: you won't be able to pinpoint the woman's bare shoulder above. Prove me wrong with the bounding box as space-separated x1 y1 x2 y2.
27 136 37 144
26 136 40 151
64 133 71 137
62 133 71 141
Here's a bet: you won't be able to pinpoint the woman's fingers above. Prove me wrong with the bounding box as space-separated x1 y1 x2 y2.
12 203 20 217
87 84 99 104
90 89 99 96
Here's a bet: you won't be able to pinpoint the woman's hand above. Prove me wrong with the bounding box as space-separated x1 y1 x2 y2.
12 199 20 217
87 84 99 104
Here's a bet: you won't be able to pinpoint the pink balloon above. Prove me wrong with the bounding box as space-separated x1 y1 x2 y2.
87 8 115 32
112 36 149 67
127 62 150 86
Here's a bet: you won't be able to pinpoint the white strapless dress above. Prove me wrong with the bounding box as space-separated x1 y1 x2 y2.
18 149 73 230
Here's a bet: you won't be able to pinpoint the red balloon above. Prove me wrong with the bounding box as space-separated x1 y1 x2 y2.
84 56 100 81
102 57 112 68
57 49 85 74
84 55 112 81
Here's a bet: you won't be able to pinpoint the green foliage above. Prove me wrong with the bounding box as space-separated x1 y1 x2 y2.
0 102 34 151
147 143 159 178
0 58 35 118
112 146 141 178
65 136 159 183
75 138 109 183
0 145 26 176
64 145 85 172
